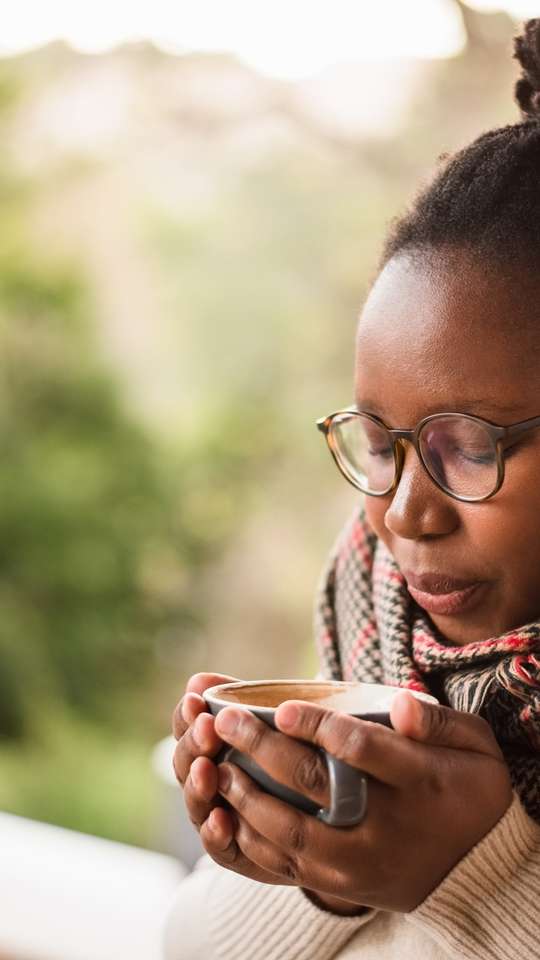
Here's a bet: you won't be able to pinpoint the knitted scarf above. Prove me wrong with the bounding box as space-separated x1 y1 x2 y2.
316 508 540 822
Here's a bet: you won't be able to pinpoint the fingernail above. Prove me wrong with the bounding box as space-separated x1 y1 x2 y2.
216 709 239 736
218 764 232 793
276 702 299 728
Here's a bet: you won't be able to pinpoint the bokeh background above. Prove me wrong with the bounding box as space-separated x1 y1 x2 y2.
0 0 531 858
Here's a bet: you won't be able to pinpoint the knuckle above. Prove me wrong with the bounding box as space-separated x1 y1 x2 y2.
341 721 369 760
213 840 239 866
285 817 306 854
234 780 253 815
294 752 327 795
279 854 300 883
243 720 266 756
313 709 334 742
318 710 356 757
424 705 449 741
421 764 445 796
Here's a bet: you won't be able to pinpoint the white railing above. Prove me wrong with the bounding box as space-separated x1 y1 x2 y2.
0 736 205 960
0 809 186 960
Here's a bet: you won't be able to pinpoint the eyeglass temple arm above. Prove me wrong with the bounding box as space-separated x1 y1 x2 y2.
504 415 540 440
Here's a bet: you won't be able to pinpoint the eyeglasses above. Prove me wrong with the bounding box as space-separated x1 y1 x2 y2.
317 408 540 503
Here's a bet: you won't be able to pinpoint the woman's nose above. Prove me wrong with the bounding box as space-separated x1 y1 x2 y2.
384 442 459 540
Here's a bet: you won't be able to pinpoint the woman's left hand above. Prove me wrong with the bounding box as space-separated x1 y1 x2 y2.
211 692 513 913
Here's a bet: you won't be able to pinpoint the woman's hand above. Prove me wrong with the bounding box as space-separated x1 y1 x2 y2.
172 673 296 887
205 693 513 913
172 672 234 828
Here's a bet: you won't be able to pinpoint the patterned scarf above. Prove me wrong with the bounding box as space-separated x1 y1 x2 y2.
316 508 540 821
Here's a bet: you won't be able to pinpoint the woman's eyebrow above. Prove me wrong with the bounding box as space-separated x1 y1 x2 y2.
452 398 528 416
355 398 527 419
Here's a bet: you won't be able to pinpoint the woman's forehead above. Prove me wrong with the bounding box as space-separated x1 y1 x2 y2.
355 253 540 422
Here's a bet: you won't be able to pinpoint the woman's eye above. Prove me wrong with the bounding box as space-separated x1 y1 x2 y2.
465 453 495 466
441 439 495 465
367 446 393 459
460 447 495 463
458 449 495 465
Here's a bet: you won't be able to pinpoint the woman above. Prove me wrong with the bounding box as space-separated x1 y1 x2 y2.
166 19 540 960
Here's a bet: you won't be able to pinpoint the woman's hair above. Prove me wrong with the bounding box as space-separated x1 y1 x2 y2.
380 19 540 271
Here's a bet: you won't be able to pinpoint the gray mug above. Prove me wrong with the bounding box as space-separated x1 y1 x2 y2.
204 679 437 828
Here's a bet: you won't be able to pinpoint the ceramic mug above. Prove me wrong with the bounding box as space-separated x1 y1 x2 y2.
204 679 437 827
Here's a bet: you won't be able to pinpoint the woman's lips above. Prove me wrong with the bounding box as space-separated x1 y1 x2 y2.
403 572 486 616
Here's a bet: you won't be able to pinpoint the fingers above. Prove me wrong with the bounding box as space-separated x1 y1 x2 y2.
172 673 239 740
217 761 317 851
274 700 420 786
186 672 239 696
216 762 353 892
173 711 224 785
172 692 206 740
390 692 503 758
184 756 219 828
200 806 238 860
234 811 306 885
199 806 292 887
214 708 330 806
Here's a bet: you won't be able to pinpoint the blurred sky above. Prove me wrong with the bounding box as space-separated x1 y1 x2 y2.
0 0 537 79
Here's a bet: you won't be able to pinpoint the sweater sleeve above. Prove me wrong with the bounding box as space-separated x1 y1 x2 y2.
406 792 540 960
163 856 375 960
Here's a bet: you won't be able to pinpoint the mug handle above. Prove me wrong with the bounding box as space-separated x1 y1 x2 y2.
317 754 368 827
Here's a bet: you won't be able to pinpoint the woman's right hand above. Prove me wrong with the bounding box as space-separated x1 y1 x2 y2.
172 672 302 887
172 672 237 830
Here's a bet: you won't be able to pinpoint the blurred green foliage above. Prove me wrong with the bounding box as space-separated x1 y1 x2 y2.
0 70 284 839
0 710 154 845
0 256 173 737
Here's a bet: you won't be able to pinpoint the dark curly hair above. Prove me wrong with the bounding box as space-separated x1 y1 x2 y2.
380 19 540 270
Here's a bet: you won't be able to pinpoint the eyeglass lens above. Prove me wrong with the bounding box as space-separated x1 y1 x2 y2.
330 413 499 499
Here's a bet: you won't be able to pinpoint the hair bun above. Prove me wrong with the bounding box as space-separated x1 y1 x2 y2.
514 19 540 119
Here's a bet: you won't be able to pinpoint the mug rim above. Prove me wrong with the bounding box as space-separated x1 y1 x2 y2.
203 678 437 716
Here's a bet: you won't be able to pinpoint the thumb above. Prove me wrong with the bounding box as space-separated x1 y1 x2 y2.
390 691 501 757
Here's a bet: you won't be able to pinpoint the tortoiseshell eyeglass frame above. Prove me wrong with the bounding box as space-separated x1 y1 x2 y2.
316 407 540 504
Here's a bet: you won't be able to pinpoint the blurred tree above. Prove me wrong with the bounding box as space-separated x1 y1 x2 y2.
0 69 281 745
0 250 177 736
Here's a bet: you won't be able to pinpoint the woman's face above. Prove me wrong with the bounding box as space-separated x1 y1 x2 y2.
355 251 540 644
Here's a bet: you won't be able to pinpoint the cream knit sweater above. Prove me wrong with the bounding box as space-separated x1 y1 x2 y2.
164 792 540 960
